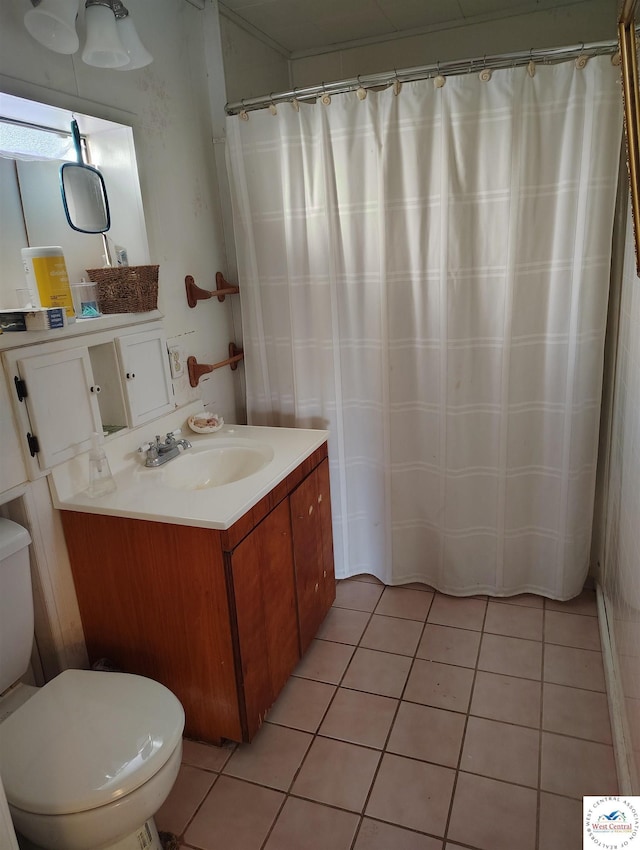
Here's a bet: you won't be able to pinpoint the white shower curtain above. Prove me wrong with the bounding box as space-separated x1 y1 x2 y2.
226 56 622 599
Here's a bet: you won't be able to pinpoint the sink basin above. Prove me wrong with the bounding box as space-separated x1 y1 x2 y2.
161 443 274 490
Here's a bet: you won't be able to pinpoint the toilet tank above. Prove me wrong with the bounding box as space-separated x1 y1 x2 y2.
0 518 33 694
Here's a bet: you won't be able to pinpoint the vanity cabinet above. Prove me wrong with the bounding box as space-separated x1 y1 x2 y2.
60 444 335 744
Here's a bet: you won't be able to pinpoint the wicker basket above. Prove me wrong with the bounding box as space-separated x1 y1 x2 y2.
86 265 159 314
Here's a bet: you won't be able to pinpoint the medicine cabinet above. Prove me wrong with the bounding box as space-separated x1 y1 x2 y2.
2 319 173 478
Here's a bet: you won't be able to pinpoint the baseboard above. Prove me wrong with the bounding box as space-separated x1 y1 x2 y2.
596 583 638 794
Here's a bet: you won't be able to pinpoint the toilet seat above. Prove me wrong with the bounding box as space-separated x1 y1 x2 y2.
0 669 184 816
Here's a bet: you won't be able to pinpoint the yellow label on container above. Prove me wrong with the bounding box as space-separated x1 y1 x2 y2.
31 256 74 319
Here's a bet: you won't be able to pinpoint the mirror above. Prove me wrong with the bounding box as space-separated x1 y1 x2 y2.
0 92 151 309
60 162 111 233
59 119 111 235
619 0 640 274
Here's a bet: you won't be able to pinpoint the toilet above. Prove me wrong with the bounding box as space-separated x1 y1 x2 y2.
0 517 185 850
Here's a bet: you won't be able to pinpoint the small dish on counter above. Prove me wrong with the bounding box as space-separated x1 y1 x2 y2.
187 412 224 434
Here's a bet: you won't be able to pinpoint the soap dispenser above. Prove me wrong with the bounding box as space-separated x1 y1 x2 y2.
86 432 117 497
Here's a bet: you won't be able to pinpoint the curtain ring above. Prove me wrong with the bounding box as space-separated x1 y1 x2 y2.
479 54 492 82
321 81 331 105
393 69 402 96
527 48 536 78
268 94 278 115
239 99 249 121
575 42 588 70
291 87 300 112
434 61 445 89
356 74 367 100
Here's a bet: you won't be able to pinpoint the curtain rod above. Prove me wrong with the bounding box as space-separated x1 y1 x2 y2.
225 37 620 116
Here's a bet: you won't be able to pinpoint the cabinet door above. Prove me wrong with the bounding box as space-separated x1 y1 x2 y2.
0 368 27 490
229 499 299 740
290 459 335 654
17 347 102 470
116 329 173 427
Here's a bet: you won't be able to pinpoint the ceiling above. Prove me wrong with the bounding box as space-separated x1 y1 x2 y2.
218 0 599 56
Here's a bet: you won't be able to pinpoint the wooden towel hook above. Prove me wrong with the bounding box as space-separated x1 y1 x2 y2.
188 343 244 387
185 272 240 307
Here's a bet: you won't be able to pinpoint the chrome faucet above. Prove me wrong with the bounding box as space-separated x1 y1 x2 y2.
137 429 192 467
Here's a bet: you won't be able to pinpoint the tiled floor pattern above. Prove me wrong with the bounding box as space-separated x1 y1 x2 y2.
157 579 616 850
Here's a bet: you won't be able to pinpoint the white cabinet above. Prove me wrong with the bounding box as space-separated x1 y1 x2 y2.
3 321 175 479
17 347 102 469
116 329 173 427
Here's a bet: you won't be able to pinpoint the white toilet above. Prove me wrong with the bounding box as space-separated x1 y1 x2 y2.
0 518 185 850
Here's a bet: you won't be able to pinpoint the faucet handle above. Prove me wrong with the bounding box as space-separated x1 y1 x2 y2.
137 442 152 454
165 429 181 440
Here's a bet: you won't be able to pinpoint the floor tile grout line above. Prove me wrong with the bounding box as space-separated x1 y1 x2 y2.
441 593 490 847
288 585 382 850
348 583 416 850
536 605 547 850
174 768 220 847
346 585 445 850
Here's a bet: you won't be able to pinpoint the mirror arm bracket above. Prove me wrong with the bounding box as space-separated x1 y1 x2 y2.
185 273 240 307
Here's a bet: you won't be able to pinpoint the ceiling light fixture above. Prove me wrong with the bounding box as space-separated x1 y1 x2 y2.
24 0 153 70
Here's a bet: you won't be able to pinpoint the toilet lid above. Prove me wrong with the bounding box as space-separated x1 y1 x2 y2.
0 669 184 816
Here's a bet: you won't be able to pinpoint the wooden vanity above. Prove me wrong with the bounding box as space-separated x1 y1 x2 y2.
61 442 335 744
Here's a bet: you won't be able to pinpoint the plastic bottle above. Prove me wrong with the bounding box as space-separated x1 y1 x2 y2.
86 433 117 497
21 246 75 323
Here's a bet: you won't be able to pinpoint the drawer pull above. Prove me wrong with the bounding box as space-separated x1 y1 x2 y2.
308 505 314 516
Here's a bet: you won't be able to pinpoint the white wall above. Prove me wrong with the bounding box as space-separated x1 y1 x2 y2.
0 0 239 421
220 14 290 104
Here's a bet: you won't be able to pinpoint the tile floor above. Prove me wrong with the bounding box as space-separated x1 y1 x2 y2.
156 577 617 850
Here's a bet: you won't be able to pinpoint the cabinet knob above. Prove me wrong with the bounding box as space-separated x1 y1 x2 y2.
126 372 136 380
318 493 323 503
308 505 314 516
90 385 101 394
314 582 319 592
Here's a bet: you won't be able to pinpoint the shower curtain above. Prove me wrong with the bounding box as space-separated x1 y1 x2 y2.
226 56 622 598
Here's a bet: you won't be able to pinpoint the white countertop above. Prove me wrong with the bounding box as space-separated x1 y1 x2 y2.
50 421 329 530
